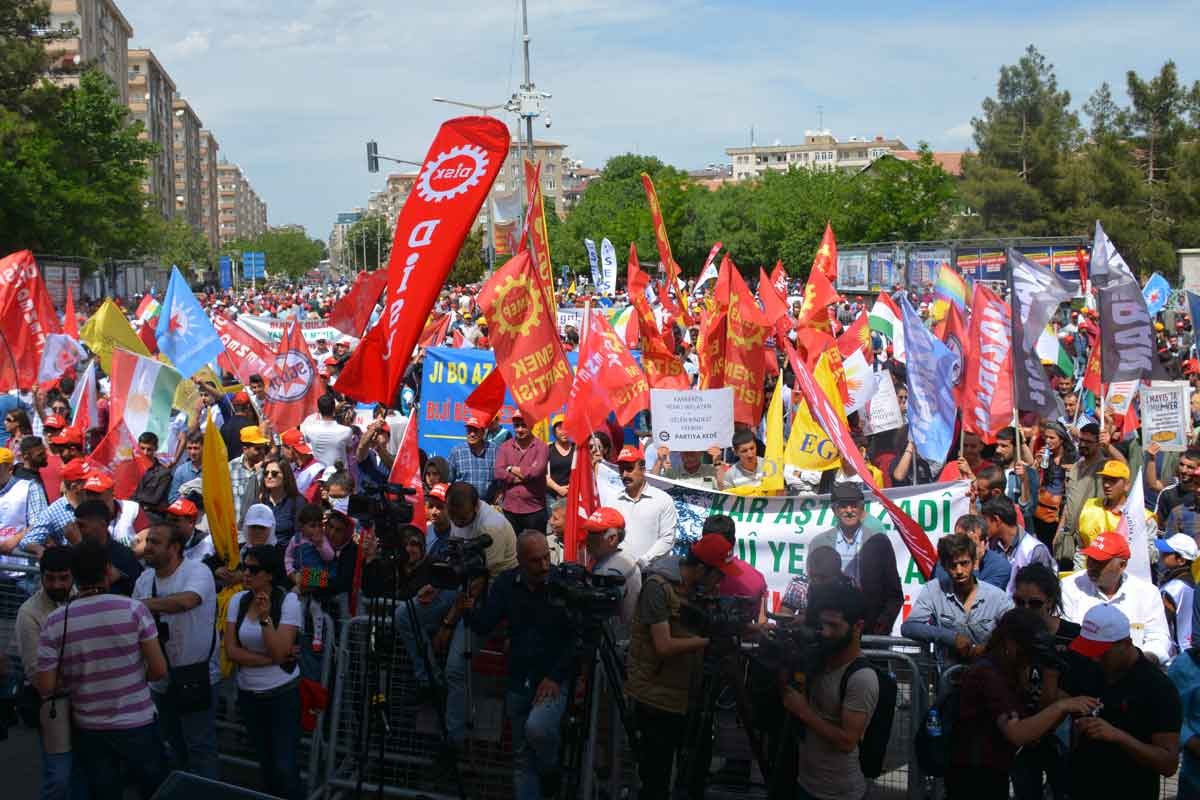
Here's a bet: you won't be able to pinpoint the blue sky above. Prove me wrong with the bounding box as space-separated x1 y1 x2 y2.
121 0 1200 242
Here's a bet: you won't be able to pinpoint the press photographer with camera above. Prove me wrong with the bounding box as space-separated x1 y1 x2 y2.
459 530 574 799
779 583 879 800
626 533 735 796
581 507 641 628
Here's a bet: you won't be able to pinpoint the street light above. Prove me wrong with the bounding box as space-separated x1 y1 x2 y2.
432 97 508 115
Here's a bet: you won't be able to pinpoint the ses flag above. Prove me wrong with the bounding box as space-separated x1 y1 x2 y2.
900 295 958 465
156 266 224 378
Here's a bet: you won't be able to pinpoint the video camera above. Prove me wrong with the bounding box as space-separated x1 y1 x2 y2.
428 534 493 590
347 482 416 550
547 563 625 620
751 618 822 676
681 591 757 639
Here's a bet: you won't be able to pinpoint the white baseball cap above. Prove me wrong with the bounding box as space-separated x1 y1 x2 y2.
1155 534 1199 562
1069 604 1131 659
242 503 277 535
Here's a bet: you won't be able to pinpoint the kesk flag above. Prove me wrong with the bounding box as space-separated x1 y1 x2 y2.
962 284 1014 443
37 333 86 385
263 319 320 431
523 160 557 317
812 223 838 283
80 298 150 373
564 447 598 564
723 262 770 424
377 117 510 410
790 334 938 578
477 250 571 423
1009 249 1077 416
0 250 62 390
869 293 905 359
210 311 275 385
87 417 149 500
388 413 427 531
900 295 958 465
329 270 388 338
1091 222 1155 383
155 266 225 378
563 308 650 445
108 349 183 441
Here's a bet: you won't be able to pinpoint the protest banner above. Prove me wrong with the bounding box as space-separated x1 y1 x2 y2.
236 314 350 346
1106 381 1139 416
650 388 734 451
1139 380 1190 451
597 465 970 636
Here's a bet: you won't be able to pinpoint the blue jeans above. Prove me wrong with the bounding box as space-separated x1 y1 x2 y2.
393 590 457 685
507 682 568 800
442 619 472 746
152 684 220 779
36 731 87 800
238 684 302 800
74 721 167 800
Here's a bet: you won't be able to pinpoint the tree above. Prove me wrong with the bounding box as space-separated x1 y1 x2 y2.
222 227 325 279
147 216 211 274
343 214 390 271
449 227 487 284
0 0 58 112
1126 62 1192 184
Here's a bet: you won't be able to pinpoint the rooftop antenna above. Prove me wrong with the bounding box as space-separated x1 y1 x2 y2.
750 124 755 146
818 104 824 130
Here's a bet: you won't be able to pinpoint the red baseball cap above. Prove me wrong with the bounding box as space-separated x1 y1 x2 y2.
166 498 199 518
1079 531 1132 562
61 458 90 482
582 507 626 534
464 411 491 430
427 483 448 503
49 428 83 446
1184 359 1200 376
232 391 250 404
323 356 339 367
616 445 645 463
83 472 114 493
686 534 742 576
43 414 67 430
281 428 312 455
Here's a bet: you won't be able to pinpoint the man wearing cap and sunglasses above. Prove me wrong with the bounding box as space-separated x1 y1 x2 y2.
1061 530 1172 665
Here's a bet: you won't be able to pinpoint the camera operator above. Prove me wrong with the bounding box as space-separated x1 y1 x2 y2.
459 530 573 799
779 583 879 800
626 533 737 797
581 507 641 631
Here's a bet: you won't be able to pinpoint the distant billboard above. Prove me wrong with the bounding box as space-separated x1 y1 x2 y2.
336 212 363 225
837 251 869 292
908 248 952 289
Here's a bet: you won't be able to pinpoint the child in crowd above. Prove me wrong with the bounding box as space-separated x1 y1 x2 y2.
286 502 336 651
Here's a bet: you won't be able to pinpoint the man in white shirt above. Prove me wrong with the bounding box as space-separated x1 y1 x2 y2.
610 445 677 569
133 523 221 778
281 428 325 498
1061 530 1172 665
300 394 353 471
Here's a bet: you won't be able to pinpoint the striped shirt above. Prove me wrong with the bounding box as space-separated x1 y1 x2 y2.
37 594 158 730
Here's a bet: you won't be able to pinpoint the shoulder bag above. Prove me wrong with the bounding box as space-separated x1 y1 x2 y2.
41 601 72 754
153 578 216 713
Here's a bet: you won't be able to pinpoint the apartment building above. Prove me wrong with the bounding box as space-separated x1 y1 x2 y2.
216 162 268 245
171 96 203 231
199 130 220 252
46 0 134 104
127 49 176 219
726 130 909 181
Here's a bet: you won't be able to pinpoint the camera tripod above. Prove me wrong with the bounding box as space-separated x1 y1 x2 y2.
675 641 771 799
557 618 638 800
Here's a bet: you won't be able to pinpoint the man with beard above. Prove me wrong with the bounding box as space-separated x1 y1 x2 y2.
902 534 1014 664
809 482 903 635
780 583 881 800
992 427 1038 521
1151 446 1200 527
15 547 75 799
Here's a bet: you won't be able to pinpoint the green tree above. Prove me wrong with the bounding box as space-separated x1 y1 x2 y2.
449 227 487 284
222 227 325 279
147 216 211 274
0 0 58 111
344 214 390 271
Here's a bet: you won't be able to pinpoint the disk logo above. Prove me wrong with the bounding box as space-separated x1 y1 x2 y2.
416 145 490 203
268 350 314 403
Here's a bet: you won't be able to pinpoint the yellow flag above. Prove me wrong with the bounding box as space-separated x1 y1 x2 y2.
203 416 242 677
79 298 150 373
784 353 845 474
760 378 785 494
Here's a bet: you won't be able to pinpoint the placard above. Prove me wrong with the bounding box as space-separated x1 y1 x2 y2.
650 387 734 451
1140 381 1190 452
863 372 903 435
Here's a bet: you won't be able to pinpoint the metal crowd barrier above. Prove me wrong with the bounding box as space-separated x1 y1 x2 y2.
1 560 41 685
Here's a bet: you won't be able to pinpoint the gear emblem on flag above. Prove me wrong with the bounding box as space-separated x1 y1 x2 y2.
489 273 542 337
416 144 489 203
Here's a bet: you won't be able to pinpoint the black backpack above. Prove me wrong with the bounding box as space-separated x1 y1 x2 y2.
914 675 963 778
840 657 897 780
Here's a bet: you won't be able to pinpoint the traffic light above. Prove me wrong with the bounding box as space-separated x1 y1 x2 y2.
366 140 379 173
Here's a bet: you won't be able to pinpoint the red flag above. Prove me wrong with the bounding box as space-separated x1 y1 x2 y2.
387 413 427 530
523 160 558 317
136 321 159 355
64 286 79 339
329 270 387 338
758 266 790 327
465 366 507 423
417 312 452 349
640 173 682 290
723 263 770 424
837 313 872 360
811 223 838 283
962 284 1014 444
334 317 390 404
211 310 275 385
263 319 320 431
0 250 62 391
795 262 840 332
86 417 150 500
697 308 727 390
628 245 688 389
373 117 509 410
792 353 938 579
563 309 650 446
1082 333 1101 397
477 251 571 423
769 260 788 299
563 449 598 564
451 328 465 349
938 302 970 403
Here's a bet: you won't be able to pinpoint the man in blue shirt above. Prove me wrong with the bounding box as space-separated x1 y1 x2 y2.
932 514 1012 591
447 411 498 501
169 431 204 502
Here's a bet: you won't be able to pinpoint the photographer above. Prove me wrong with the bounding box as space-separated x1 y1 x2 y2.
626 533 735 796
779 583 879 800
461 531 573 799
581 507 641 630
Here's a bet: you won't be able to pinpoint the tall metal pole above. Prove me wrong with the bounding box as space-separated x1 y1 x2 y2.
521 0 534 169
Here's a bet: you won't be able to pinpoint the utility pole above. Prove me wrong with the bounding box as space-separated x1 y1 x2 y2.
521 0 534 169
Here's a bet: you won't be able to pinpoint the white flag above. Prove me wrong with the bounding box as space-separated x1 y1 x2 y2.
70 360 101 431
1121 466 1151 583
37 334 86 384
600 238 618 296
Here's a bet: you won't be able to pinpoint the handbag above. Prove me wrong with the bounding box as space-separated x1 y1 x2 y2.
153 578 216 714
41 601 72 754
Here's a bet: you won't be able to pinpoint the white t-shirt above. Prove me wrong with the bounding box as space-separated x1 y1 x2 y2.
300 417 354 473
294 460 326 497
133 559 221 691
226 589 302 692
110 500 141 547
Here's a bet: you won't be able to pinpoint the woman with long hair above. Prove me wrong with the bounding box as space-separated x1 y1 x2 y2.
258 456 303 542
545 417 575 499
1033 421 1075 549
4 408 32 458
945 609 1098 800
224 545 302 799
423 456 450 492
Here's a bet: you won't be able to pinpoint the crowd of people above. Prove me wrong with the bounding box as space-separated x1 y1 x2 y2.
3 259 1200 800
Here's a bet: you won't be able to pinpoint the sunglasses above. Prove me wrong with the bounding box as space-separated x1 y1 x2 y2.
264 470 283 478
243 564 266 575
1012 597 1046 610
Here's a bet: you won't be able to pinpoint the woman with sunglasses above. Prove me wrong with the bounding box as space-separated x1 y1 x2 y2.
4 408 32 458
257 456 302 542
224 545 302 799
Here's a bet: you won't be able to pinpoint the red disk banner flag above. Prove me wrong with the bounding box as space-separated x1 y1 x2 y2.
477 251 571 423
329 270 388 338
0 250 62 391
523 160 558 317
263 319 320 432
380 117 510 409
962 284 1014 444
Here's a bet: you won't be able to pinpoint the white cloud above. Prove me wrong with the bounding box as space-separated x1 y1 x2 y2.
944 122 973 139
167 30 209 58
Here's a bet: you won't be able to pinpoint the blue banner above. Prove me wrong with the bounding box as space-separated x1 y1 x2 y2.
218 256 232 289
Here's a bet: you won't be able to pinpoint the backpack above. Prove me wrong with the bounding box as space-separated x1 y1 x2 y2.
914 675 963 778
839 657 897 780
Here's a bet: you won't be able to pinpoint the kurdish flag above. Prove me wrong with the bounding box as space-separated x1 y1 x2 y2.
108 348 183 442
1036 326 1074 379
610 305 638 350
135 294 161 324
932 264 969 320
868 294 905 360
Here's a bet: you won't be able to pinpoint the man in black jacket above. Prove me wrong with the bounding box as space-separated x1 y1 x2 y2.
807 482 903 635
133 432 172 522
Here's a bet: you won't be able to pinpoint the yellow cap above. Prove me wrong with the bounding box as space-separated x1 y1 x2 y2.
0 448 12 465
